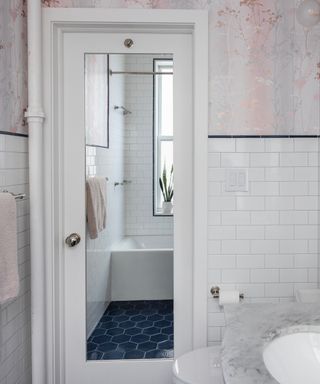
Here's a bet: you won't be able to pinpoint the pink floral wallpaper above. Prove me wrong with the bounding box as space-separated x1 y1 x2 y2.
210 0 320 135
1 0 319 135
0 0 27 135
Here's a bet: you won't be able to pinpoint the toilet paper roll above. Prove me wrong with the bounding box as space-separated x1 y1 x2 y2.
219 290 240 305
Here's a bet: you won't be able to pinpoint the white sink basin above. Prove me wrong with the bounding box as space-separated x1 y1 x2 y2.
263 332 320 384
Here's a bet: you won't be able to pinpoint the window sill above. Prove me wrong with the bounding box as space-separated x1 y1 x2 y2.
154 212 174 217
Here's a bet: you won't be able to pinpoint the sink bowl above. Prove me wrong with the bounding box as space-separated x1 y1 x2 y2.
263 332 320 384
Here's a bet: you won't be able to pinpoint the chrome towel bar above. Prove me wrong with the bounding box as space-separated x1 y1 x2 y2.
0 190 27 200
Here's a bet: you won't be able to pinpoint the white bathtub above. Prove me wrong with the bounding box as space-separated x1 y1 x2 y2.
111 236 173 301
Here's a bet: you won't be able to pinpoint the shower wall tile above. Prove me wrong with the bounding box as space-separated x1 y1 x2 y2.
207 137 319 344
85 54 126 338
123 55 173 236
0 134 31 384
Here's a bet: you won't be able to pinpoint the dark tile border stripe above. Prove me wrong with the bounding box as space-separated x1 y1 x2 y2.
3 132 318 139
2 131 317 139
0 131 28 138
208 135 320 138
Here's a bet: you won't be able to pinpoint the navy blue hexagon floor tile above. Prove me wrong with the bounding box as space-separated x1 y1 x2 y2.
87 300 174 360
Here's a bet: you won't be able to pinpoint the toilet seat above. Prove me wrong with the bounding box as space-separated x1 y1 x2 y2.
172 346 225 384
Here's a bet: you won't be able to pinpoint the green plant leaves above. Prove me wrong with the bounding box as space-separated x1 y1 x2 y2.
159 163 174 202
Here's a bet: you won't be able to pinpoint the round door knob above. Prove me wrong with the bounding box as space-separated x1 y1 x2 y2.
65 233 81 247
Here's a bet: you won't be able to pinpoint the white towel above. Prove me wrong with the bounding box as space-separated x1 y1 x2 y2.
86 177 107 239
0 193 19 304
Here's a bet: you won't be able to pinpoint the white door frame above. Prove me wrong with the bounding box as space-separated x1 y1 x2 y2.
42 9 208 384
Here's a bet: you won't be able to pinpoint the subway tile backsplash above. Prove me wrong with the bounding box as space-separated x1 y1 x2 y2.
0 134 31 384
207 137 319 345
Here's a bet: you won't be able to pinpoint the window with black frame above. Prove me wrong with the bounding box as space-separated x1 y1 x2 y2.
153 59 174 216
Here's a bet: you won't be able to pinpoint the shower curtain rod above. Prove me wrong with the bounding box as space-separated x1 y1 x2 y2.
109 69 173 76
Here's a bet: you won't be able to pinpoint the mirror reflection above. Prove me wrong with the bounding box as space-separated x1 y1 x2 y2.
85 54 174 361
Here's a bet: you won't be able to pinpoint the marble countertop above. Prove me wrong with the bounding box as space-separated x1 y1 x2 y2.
221 303 320 384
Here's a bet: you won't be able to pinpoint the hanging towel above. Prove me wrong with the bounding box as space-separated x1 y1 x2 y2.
86 177 107 239
0 193 19 304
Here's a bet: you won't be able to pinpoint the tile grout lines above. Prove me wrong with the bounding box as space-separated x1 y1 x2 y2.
87 300 174 360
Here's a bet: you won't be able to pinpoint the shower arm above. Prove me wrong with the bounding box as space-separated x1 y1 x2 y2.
114 105 132 115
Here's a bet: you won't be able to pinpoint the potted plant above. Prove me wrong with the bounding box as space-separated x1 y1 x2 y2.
159 164 174 214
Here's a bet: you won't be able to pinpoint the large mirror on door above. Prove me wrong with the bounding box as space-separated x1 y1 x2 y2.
85 53 174 361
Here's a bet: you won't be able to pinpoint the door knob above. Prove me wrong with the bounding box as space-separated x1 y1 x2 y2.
65 233 81 247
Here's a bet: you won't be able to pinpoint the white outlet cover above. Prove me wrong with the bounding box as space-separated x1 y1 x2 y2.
225 168 248 192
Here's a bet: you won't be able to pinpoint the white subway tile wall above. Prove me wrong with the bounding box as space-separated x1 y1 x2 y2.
85 54 126 336
86 55 126 251
123 55 173 236
207 138 319 345
0 133 319 362
0 134 31 384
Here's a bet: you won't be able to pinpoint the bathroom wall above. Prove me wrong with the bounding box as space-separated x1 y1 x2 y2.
123 54 173 236
0 134 31 384
86 55 126 336
207 137 319 344
0 0 27 136
43 0 320 136
0 0 317 356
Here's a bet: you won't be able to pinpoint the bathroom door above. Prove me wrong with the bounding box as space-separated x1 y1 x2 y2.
62 32 193 384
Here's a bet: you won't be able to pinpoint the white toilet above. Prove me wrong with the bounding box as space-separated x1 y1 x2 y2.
172 346 225 384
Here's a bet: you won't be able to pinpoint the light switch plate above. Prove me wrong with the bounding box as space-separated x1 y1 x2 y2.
225 168 248 192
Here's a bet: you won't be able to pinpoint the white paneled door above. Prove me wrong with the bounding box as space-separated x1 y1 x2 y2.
62 32 193 384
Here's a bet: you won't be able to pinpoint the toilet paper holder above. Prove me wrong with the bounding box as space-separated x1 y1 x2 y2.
210 286 244 300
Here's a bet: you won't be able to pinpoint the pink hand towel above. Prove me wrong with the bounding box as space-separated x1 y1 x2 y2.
0 193 19 304
86 177 107 239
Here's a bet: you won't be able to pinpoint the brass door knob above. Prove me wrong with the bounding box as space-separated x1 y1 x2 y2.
65 233 81 247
